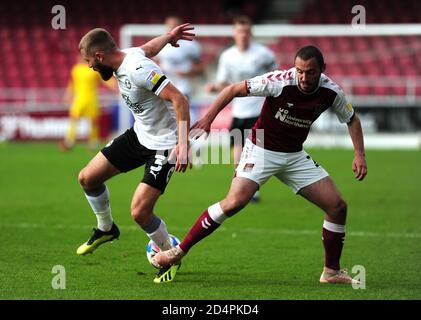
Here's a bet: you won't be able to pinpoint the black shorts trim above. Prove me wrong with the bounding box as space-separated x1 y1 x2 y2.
101 127 175 194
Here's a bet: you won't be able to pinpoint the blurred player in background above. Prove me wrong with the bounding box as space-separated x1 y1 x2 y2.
61 55 116 151
76 23 194 283
156 16 204 102
154 45 368 285
206 16 277 202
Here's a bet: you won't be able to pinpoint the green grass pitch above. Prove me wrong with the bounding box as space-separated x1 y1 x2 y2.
0 142 420 300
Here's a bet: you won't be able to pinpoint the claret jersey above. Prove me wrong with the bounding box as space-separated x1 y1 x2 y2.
246 68 354 152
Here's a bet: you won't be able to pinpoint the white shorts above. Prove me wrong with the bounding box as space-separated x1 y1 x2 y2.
236 139 329 194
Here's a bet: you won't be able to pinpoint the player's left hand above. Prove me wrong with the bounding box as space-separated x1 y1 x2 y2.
352 154 367 181
168 23 195 48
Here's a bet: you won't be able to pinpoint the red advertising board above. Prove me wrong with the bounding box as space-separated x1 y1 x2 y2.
0 109 113 141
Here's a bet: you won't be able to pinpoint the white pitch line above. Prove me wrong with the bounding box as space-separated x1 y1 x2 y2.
2 223 421 239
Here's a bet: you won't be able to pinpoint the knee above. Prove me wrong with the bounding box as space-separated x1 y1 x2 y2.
131 200 153 227
337 199 348 215
330 198 348 220
223 195 249 216
78 168 94 190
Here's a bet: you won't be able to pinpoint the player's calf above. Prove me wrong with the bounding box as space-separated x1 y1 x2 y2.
221 194 250 216
130 201 154 228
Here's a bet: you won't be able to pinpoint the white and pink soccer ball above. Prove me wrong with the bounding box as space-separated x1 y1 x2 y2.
146 235 180 268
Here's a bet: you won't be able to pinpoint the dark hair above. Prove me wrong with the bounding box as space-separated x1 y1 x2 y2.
233 15 252 26
79 28 117 56
295 45 325 69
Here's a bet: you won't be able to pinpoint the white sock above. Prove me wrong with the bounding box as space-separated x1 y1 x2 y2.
323 220 346 233
147 219 172 251
85 186 113 232
208 202 227 224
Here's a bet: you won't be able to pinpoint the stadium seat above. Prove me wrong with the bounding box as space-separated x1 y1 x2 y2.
0 0 418 102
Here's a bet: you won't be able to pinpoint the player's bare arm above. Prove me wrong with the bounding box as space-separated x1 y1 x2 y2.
191 82 247 138
140 23 195 58
158 83 192 172
205 81 230 93
347 113 367 181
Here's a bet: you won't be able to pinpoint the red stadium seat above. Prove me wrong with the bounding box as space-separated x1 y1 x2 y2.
0 0 418 94
353 86 372 96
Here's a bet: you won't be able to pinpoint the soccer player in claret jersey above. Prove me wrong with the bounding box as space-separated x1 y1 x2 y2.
206 16 277 202
76 24 194 283
153 45 368 284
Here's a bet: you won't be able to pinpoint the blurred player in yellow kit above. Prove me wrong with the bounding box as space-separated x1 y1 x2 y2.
61 56 116 151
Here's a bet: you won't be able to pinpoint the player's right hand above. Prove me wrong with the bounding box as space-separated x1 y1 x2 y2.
352 154 367 181
168 23 195 48
169 143 193 173
190 117 212 140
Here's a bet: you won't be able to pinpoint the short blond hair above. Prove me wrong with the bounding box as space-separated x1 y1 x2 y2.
79 28 117 56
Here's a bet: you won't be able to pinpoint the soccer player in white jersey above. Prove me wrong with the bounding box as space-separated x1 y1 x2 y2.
156 16 204 101
154 45 368 285
75 24 194 283
206 16 276 202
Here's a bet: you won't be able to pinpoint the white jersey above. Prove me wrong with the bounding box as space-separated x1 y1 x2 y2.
157 40 201 97
115 47 176 150
216 42 276 118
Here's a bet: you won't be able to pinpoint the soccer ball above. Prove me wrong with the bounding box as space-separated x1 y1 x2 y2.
146 235 180 268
